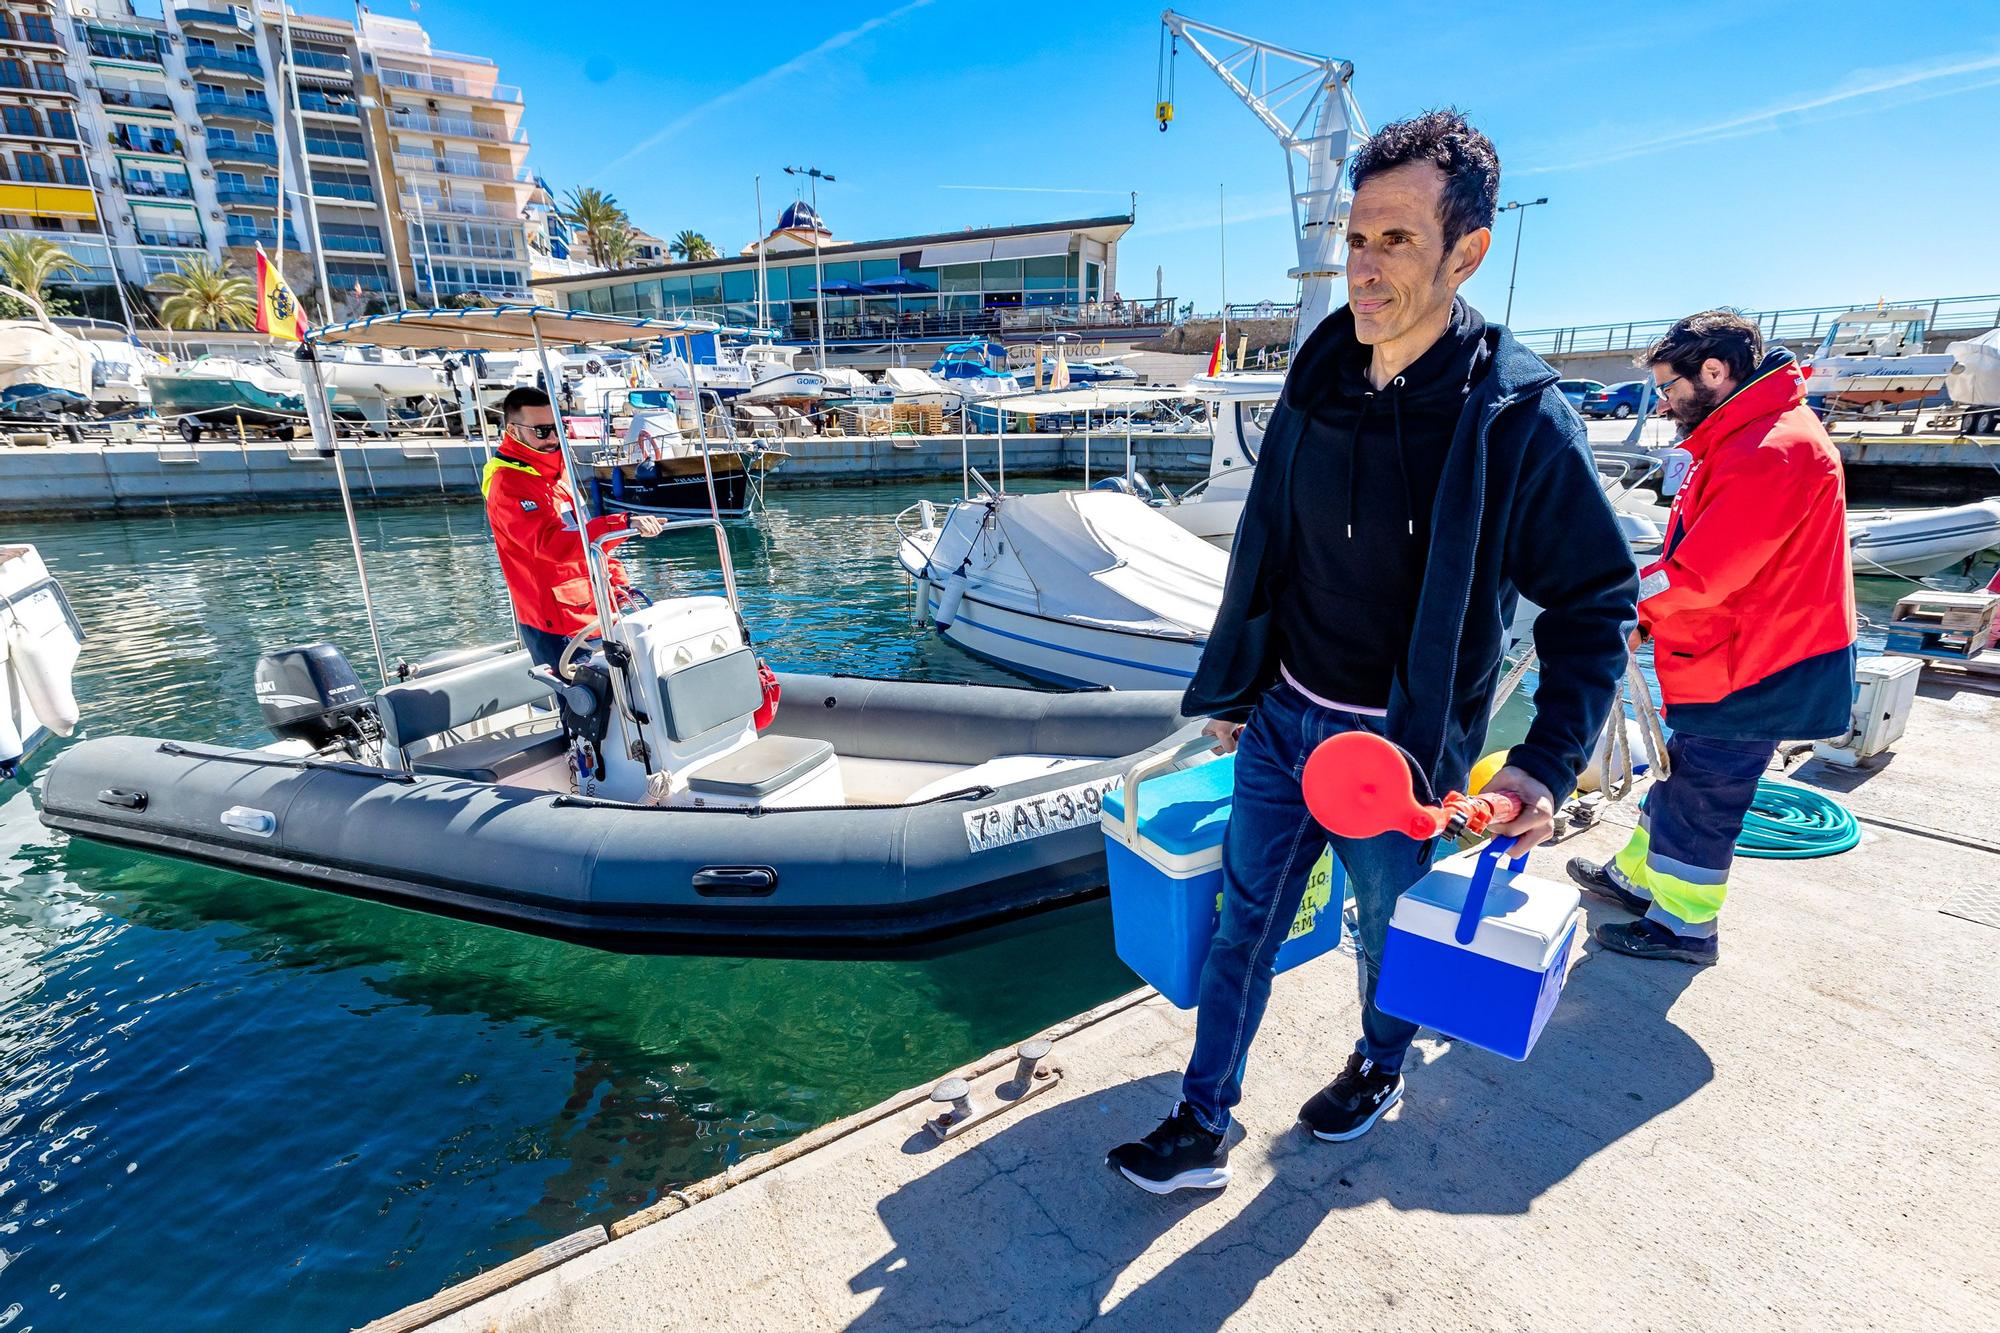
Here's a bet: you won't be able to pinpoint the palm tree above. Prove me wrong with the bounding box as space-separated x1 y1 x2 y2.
156 255 255 330
670 230 717 262
561 185 631 269
0 234 82 312
594 224 636 269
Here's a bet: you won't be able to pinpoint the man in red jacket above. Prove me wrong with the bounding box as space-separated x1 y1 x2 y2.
482 386 663 669
1570 311 1856 964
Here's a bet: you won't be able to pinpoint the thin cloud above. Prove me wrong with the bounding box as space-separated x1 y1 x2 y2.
1521 48 2000 175
1143 200 1292 237
591 0 935 180
936 184 1130 196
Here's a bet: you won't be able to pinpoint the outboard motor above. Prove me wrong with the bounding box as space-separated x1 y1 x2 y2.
254 643 378 753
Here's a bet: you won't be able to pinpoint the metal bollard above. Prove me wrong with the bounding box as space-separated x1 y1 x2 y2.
928 1077 973 1130
1005 1039 1053 1099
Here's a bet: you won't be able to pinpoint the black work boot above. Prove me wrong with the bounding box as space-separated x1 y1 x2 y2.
1566 857 1650 913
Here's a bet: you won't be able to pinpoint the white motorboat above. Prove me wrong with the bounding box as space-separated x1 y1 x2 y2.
1804 308 1953 415
1 543 83 781
0 287 95 435
58 319 167 413
1848 499 2000 578
145 354 306 441
897 488 1225 689
318 345 445 408
1155 371 1287 549
879 366 957 406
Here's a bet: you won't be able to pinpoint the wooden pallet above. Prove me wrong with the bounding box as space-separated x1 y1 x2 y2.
892 403 946 435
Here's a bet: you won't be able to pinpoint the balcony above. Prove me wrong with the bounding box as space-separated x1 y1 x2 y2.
417 237 523 263
205 140 277 166
123 176 194 200
184 49 262 78
405 192 513 220
98 84 175 112
87 35 163 63
174 7 247 30
296 92 358 117
313 179 377 204
224 224 298 249
0 18 62 50
0 117 77 143
136 228 205 248
304 136 366 161
214 183 277 208
379 66 520 104
0 67 73 94
111 129 184 156
394 153 524 183
321 231 383 255
195 92 271 123
287 48 352 75
389 112 517 144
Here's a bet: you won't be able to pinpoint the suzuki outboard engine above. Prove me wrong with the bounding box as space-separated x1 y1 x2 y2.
254 643 379 753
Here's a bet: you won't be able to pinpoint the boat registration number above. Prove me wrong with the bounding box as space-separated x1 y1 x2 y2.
963 776 1126 854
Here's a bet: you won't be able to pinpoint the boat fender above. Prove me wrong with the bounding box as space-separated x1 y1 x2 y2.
935 571 969 629
4 608 81 737
753 658 781 731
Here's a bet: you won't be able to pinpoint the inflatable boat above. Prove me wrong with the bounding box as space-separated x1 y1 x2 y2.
2 542 84 781
38 306 1204 957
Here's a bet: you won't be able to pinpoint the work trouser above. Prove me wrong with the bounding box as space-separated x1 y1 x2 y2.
1609 731 1777 938
1181 679 1437 1135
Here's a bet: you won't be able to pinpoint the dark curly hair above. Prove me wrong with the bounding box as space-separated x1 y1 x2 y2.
1349 108 1500 253
1640 310 1764 382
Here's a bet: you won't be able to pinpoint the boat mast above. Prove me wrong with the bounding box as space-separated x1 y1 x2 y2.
754 174 767 330
277 2 336 323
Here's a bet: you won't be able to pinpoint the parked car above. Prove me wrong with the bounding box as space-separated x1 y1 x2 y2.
1582 380 1649 419
1557 378 1605 408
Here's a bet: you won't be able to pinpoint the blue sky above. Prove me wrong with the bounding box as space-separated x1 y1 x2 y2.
324 0 2000 331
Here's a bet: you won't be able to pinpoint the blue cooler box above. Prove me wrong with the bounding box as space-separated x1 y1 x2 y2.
1374 838 1583 1060
1102 739 1344 1009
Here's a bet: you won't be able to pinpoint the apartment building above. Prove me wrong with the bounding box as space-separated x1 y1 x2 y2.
358 10 534 303
0 0 110 306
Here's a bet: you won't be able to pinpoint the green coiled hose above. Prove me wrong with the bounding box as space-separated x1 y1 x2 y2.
1735 780 1860 859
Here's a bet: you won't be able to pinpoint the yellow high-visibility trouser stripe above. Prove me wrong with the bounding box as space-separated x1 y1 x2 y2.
1612 822 1729 925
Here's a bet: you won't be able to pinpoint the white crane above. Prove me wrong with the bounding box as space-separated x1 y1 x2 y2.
1157 11 1368 349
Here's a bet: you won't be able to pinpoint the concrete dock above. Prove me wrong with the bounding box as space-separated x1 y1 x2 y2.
373 680 2000 1333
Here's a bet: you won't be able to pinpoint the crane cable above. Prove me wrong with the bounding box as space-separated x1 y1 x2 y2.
1156 24 1176 131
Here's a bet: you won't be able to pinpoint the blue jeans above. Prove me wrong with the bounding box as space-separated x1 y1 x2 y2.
1182 680 1439 1134
517 623 571 672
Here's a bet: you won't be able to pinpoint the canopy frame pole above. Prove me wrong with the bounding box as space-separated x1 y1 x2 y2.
298 343 389 686
1083 408 1090 488
682 335 740 611
995 402 1005 494
961 425 969 501
1124 407 1134 483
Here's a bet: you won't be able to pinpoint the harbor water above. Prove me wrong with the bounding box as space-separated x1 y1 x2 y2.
0 482 1965 1331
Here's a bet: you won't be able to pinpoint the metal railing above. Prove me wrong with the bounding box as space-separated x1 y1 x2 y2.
195 91 270 121
287 48 352 74
174 8 248 30
313 179 376 203
205 140 277 165
585 297 1180 344
223 225 298 248
414 237 524 263
1517 292 2000 358
296 92 359 116
394 153 524 183
304 136 367 160
136 229 204 248
184 49 262 77
214 183 278 207
123 177 194 199
99 84 174 112
378 66 521 103
406 193 514 219
320 232 384 254
389 112 516 143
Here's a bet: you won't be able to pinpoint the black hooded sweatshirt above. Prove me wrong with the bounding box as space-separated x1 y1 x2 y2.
1275 298 1492 708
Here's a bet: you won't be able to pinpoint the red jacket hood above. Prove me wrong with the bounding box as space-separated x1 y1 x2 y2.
497 434 565 478
1681 350 1807 459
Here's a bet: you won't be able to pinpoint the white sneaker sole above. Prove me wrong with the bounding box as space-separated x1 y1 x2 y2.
1307 1080 1404 1142
1112 1162 1232 1195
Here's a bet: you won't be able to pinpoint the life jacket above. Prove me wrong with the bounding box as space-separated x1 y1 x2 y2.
481 438 633 636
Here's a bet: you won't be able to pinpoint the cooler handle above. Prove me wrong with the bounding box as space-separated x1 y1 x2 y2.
1121 734 1225 844
1455 835 1529 946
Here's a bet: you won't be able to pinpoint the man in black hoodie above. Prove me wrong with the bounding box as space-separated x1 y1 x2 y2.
1108 111 1637 1195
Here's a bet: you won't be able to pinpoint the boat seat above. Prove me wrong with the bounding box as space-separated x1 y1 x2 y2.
412 723 568 784
687 734 835 799
375 649 553 756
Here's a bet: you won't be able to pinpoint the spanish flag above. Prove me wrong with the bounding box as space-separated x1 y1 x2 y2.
254 244 308 342
1204 330 1224 377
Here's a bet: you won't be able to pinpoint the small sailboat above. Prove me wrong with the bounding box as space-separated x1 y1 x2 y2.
2 543 84 782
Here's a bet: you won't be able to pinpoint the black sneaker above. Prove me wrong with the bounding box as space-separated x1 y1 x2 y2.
1566 857 1650 913
1299 1053 1404 1143
1106 1102 1230 1195
1596 917 1719 967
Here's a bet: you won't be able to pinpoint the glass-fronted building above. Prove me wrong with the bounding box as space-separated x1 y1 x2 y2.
534 212 1143 346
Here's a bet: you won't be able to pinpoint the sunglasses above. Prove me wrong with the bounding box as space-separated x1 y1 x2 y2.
519 423 560 441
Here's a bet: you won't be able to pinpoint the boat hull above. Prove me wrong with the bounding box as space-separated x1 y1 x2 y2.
36 673 1195 957
923 581 1203 691
1849 501 2000 577
146 375 304 426
589 452 782 518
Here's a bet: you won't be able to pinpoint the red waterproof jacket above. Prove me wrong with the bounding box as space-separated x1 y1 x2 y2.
481 436 632 635
1639 352 1855 704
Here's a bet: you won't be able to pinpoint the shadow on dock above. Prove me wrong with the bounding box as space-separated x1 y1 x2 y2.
848 922 1711 1330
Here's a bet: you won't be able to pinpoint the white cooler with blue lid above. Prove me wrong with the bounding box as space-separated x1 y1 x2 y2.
1374 837 1583 1060
1102 737 1343 1009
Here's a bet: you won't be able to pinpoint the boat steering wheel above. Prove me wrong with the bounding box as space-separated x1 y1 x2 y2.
556 619 600 683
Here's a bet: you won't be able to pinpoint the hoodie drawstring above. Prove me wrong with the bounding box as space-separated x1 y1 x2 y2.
1342 393 1370 539
1346 377 1417 540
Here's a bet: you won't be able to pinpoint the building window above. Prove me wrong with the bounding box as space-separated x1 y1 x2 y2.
48 109 75 141
939 263 980 293
14 152 50 183
254 132 277 155
1023 254 1068 292
59 156 85 186
2 106 36 136
721 268 754 302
